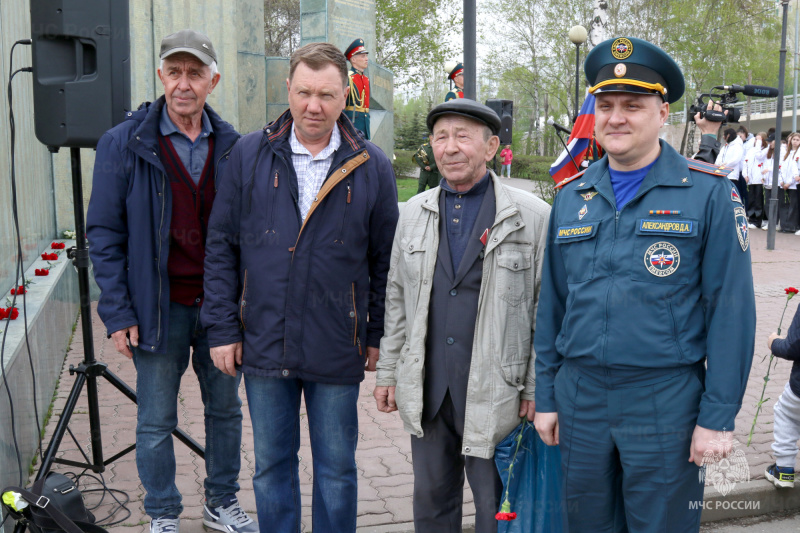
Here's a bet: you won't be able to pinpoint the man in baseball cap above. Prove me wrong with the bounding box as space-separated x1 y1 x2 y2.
87 29 255 533
376 97 550 532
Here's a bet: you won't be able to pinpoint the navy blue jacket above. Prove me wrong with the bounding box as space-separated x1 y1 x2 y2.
534 141 756 431
86 97 240 352
201 110 399 384
772 303 800 396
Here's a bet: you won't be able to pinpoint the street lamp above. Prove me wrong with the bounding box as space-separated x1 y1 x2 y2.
569 25 588 123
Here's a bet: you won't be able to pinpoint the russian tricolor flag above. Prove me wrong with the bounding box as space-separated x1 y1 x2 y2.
549 93 596 184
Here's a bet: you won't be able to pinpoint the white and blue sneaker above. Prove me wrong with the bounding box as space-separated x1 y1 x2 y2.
203 499 258 533
150 516 180 533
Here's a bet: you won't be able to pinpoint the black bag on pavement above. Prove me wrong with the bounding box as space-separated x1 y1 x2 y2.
2 472 105 533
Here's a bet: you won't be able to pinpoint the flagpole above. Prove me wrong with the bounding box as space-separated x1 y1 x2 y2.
550 126 581 173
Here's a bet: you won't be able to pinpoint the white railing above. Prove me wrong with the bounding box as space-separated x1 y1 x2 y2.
667 95 800 125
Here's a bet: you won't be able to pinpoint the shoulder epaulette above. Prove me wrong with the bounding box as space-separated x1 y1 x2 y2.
554 169 587 190
685 157 735 178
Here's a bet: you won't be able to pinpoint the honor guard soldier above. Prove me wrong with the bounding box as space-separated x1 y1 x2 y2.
444 61 464 102
344 38 371 139
534 37 756 533
413 141 440 193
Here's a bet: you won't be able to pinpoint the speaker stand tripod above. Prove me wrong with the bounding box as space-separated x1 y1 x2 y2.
13 147 204 533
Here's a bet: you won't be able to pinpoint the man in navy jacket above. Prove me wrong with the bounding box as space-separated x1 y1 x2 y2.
86 30 255 533
201 42 398 533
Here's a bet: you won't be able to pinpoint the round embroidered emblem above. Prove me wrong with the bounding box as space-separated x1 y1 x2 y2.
611 38 634 60
644 242 680 277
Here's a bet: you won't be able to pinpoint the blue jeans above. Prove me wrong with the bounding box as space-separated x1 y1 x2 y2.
133 301 243 518
501 164 511 177
244 375 359 533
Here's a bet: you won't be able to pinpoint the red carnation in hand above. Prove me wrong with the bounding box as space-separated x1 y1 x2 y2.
495 511 517 521
786 287 799 299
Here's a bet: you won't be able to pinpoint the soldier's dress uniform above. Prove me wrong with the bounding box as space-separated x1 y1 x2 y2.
413 142 440 193
445 62 464 102
344 38 370 139
534 37 756 533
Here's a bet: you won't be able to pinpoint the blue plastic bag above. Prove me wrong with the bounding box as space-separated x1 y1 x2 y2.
494 420 566 533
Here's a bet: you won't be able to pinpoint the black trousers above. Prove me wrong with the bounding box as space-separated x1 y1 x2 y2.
411 391 503 533
778 188 799 233
747 184 764 227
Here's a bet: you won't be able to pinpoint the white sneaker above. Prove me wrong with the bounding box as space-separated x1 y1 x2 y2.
795 229 800 236
151 516 180 533
761 225 769 231
748 223 756 229
203 499 258 533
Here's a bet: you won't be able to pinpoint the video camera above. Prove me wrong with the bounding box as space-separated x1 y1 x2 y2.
688 84 779 124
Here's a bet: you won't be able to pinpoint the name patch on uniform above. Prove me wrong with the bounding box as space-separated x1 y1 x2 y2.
644 242 680 277
557 223 596 240
639 219 693 234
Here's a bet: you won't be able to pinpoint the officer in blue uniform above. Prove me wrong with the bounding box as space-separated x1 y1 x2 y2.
533 37 756 533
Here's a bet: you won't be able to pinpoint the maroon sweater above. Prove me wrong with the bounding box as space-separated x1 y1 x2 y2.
158 134 216 306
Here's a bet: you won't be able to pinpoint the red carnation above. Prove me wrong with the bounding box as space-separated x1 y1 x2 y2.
10 308 18 320
51 242 65 249
786 287 799 299
495 512 517 521
10 286 26 295
35 269 49 276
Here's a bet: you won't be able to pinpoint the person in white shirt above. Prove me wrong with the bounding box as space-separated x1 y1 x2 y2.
761 135 776 231
715 127 746 206
747 132 769 229
779 132 800 234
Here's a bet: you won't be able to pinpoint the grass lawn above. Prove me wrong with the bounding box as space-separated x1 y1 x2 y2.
396 178 419 202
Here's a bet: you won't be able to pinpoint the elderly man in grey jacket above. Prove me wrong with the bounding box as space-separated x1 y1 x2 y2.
374 99 550 533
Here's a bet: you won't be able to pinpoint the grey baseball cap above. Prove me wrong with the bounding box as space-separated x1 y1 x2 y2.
160 29 217 65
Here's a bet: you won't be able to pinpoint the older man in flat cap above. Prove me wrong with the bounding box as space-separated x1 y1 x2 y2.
87 29 255 533
375 99 550 533
534 36 755 532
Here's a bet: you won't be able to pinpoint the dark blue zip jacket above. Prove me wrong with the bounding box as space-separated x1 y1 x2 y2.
86 97 240 352
201 110 399 384
535 141 756 431
772 303 800 396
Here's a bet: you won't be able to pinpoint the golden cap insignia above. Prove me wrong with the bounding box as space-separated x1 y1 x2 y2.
611 38 633 60
582 191 598 201
614 63 626 77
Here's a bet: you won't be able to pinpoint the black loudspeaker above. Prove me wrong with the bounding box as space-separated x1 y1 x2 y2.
30 0 131 149
485 99 513 145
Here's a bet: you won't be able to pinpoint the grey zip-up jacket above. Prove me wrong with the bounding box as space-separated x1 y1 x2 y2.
376 172 550 459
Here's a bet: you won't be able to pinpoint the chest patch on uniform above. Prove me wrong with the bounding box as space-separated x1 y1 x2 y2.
557 223 596 240
639 219 693 234
644 242 680 277
578 204 588 220
731 187 743 204
734 206 749 251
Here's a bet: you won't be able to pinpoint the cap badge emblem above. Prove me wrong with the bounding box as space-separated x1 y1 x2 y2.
611 38 633 60
614 63 626 77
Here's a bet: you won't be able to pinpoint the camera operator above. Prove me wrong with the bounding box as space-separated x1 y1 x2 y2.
693 98 725 163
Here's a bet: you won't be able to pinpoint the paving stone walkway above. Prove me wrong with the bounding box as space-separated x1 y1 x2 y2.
35 218 800 533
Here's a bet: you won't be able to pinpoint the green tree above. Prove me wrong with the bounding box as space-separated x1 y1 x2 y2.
375 0 461 91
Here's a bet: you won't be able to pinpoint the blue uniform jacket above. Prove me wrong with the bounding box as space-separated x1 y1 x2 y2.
86 97 240 353
534 140 756 431
201 110 399 384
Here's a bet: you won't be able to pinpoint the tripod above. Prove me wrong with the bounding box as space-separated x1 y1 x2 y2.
13 147 204 533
